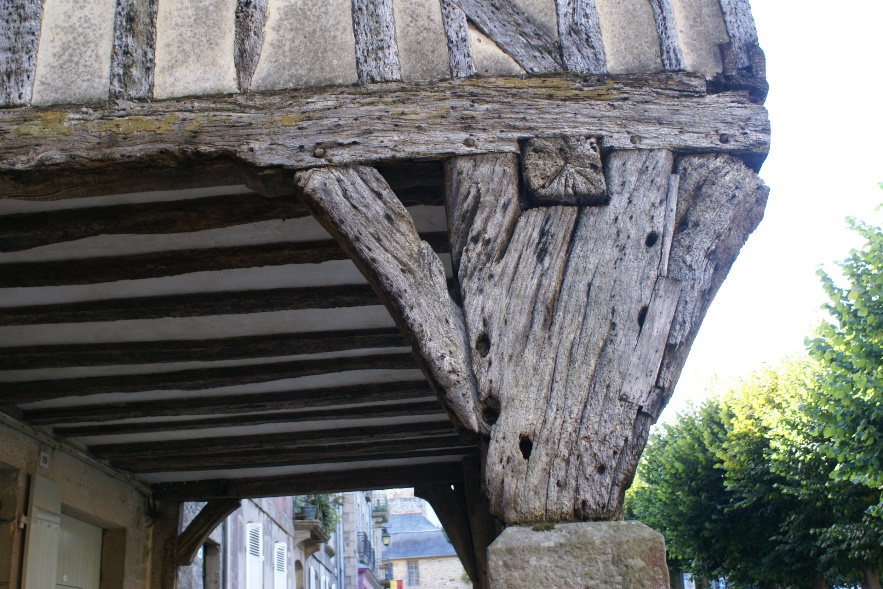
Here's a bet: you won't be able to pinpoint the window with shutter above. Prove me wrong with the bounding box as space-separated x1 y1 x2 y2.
245 523 263 589
273 542 287 589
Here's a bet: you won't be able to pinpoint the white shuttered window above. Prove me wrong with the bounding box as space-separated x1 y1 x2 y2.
273 542 287 589
245 523 263 589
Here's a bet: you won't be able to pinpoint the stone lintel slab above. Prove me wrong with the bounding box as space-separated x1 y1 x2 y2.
488 521 669 589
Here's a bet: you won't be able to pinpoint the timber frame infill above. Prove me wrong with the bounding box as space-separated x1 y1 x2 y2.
1 72 769 526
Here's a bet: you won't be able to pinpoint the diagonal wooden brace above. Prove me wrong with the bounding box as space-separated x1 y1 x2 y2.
175 498 241 566
295 166 484 435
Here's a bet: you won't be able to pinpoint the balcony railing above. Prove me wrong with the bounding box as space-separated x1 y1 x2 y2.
372 494 389 523
357 532 376 571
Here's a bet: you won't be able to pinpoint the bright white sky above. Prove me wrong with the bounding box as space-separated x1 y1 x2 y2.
658 0 883 421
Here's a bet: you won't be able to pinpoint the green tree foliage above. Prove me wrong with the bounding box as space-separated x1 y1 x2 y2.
627 364 823 588
806 217 883 500
626 210 883 587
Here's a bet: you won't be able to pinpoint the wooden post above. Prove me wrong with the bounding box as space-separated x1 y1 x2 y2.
0 468 28 588
148 501 181 589
445 149 767 524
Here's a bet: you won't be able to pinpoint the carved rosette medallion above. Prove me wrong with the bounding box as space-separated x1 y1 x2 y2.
521 136 608 206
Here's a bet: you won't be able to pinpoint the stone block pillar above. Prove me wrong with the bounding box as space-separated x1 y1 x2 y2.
487 521 668 589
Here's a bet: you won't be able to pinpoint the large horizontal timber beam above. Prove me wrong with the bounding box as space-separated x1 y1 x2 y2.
152 461 467 502
0 74 768 183
24 380 436 425
441 148 767 525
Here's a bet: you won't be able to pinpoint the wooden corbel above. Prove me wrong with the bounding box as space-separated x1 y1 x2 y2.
520 135 607 207
174 498 241 565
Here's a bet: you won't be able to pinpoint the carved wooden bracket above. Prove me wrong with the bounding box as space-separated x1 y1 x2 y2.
446 150 767 524
520 136 607 207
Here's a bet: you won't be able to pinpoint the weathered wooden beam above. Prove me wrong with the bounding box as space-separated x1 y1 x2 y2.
717 0 759 69
25 380 435 425
445 149 767 524
1 159 439 204
109 0 158 100
152 461 466 501
92 420 456 459
0 0 44 106
0 327 407 370
439 0 475 78
0 232 450 287
0 74 770 175
654 154 768 415
658 173 680 276
447 150 683 523
0 285 386 327
52 399 443 439
175 499 241 565
0 352 417 404
109 437 473 473
234 0 268 92
296 166 482 435
605 155 768 519
647 0 685 72
351 0 401 83
0 193 309 252
555 0 605 74
415 483 479 585
462 455 497 589
452 0 561 73
0 157 288 202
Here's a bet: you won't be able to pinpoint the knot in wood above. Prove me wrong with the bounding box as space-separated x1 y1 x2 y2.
521 136 608 207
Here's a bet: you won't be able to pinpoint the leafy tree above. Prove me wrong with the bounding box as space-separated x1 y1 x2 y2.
806 215 883 500
803 212 883 588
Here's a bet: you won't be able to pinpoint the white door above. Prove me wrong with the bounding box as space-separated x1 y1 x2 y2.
56 514 102 589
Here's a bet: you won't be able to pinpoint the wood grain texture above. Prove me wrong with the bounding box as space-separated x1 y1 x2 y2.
0 75 769 175
0 232 450 287
0 352 417 404
658 174 679 276
296 166 482 435
656 153 767 404
52 399 442 439
351 0 401 83
92 420 455 459
109 0 158 100
175 499 241 565
448 150 680 523
452 0 561 73
234 0 267 92
153 461 466 501
439 0 475 78
415 483 480 584
0 193 308 252
0 157 289 202
717 0 759 69
113 438 473 473
555 0 605 74
0 285 393 326
461 456 496 589
647 0 685 71
0 0 43 106
520 136 606 206
608 154 768 523
25 380 435 425
0 327 405 370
